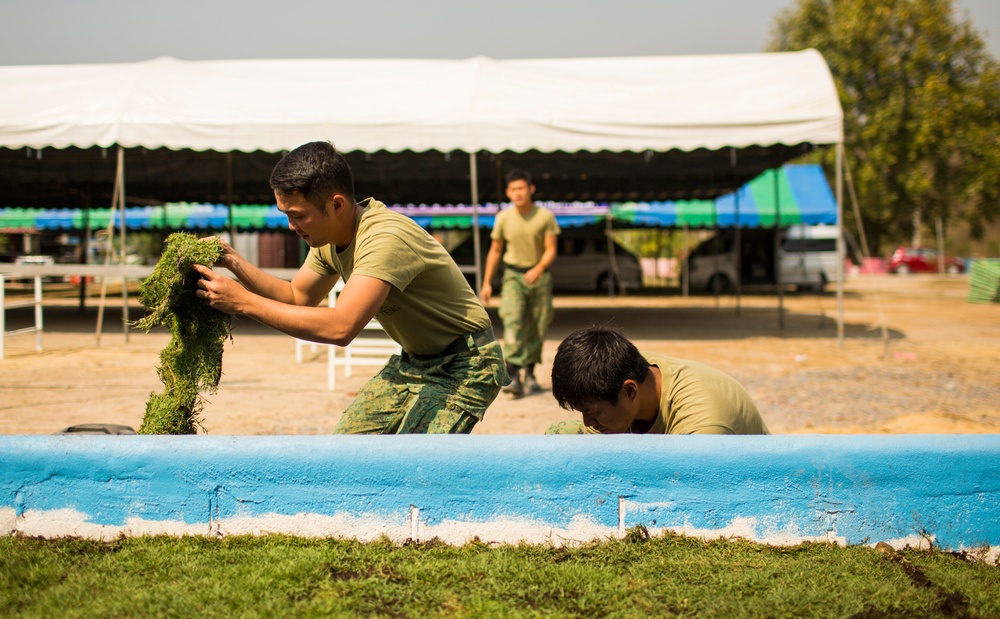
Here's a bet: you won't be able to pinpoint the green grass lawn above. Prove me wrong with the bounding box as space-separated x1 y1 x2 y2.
2 531 998 618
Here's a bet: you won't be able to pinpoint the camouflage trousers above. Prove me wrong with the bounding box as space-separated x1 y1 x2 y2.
545 420 618 434
333 330 507 434
498 269 554 368
544 420 586 434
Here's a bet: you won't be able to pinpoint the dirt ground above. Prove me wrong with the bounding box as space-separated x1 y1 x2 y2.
1 275 997 435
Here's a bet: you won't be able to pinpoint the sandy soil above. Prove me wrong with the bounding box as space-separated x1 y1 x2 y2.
1 275 997 435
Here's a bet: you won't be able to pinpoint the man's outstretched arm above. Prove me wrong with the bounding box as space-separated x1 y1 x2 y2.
193 264 390 347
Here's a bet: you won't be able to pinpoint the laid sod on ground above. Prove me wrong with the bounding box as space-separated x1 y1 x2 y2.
3 532 998 618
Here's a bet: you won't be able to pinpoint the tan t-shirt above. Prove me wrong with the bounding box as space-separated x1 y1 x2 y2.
638 352 769 435
304 198 491 355
492 205 560 268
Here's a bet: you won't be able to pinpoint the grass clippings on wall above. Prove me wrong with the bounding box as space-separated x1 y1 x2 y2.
134 233 229 434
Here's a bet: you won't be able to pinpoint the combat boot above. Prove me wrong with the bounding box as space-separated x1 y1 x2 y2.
523 364 543 395
502 364 523 397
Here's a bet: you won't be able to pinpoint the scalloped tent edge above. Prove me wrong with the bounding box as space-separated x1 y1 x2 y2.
0 52 841 153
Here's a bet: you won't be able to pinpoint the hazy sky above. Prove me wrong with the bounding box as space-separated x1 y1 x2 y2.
1 0 997 64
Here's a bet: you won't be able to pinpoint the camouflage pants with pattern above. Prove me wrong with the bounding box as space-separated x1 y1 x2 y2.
498 269 554 368
544 420 586 434
333 333 507 434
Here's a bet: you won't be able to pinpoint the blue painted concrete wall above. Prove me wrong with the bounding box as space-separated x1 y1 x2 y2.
2 435 998 553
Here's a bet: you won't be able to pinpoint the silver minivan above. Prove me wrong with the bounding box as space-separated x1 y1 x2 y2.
550 232 643 293
684 224 841 293
452 229 643 294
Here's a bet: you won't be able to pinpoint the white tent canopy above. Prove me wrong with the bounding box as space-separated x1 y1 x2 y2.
0 51 842 153
0 50 847 345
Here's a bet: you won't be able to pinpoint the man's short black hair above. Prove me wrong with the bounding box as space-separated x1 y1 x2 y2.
269 141 355 207
504 169 533 187
550 326 651 411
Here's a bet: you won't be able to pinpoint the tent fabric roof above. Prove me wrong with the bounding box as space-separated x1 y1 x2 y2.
1 164 835 233
0 52 842 154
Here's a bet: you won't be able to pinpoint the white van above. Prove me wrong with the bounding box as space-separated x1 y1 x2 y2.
684 224 841 293
451 229 643 294
550 232 644 293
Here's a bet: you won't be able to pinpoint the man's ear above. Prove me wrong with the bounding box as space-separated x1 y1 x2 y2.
323 193 343 216
621 379 640 401
326 193 350 215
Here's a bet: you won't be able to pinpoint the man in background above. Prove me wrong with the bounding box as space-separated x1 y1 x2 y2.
480 170 559 397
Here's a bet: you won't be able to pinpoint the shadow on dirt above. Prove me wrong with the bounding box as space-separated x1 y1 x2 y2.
544 305 902 342
9 294 903 344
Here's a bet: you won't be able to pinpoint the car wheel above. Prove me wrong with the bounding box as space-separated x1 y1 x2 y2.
946 264 961 275
895 264 910 275
707 274 732 295
796 274 827 293
596 272 617 294
816 273 828 292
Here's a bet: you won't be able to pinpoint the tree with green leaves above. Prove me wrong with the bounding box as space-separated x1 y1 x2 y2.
768 0 999 254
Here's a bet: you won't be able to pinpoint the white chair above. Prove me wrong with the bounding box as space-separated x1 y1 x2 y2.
294 280 401 390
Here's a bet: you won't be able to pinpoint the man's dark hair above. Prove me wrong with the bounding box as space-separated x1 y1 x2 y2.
269 141 355 207
551 326 651 411
504 169 533 187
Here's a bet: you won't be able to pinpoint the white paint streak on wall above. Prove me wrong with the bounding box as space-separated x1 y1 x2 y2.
10 506 997 562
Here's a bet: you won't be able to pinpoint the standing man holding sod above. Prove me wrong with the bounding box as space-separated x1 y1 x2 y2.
480 170 560 398
193 141 507 434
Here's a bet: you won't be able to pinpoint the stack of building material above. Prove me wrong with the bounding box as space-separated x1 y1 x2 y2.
967 259 1000 304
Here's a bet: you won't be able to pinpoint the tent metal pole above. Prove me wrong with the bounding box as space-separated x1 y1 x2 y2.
775 168 784 330
79 193 90 312
118 147 129 343
836 142 845 348
711 199 720 308
605 214 618 297
682 224 689 297
96 146 124 346
226 152 236 240
734 187 741 316
730 147 740 314
469 152 482 294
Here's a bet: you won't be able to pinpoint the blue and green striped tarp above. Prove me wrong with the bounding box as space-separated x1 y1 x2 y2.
1 164 836 233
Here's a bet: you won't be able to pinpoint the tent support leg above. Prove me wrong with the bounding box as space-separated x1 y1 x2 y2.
775 168 784 330
734 185 742 316
836 143 845 349
469 152 482 294
682 225 689 298
96 146 126 346
118 147 129 343
79 200 90 312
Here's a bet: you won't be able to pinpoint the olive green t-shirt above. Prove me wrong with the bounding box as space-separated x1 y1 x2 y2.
637 352 769 435
304 198 491 355
492 204 560 268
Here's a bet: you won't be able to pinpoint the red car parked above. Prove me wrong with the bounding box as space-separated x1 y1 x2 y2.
888 246 965 274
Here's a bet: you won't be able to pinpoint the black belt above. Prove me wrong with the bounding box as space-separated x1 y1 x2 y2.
405 327 495 361
504 263 534 273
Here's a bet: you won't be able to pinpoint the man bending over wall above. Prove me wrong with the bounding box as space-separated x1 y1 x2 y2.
546 326 769 435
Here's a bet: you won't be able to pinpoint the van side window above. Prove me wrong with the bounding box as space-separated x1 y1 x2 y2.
782 238 837 253
561 238 587 256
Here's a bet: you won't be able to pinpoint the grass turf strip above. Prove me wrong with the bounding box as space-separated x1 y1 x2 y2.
134 232 227 435
2 531 998 618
